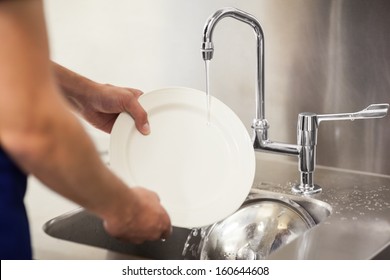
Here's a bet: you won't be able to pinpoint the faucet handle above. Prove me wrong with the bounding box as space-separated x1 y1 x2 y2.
294 103 389 196
297 103 389 135
317 103 389 123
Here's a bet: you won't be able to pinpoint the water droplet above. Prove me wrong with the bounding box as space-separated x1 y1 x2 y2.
236 246 256 260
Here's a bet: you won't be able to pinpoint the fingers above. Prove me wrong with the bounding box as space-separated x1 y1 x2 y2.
145 190 172 241
124 89 150 135
103 187 172 244
159 207 173 240
128 88 143 98
161 225 173 240
147 190 172 240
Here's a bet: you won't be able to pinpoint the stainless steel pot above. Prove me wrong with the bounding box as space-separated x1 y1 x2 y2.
200 195 316 260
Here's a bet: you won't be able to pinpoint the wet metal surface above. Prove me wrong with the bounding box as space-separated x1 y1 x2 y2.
44 157 390 259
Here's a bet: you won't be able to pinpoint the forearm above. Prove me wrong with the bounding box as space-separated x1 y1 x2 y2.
52 62 98 112
0 83 130 219
0 0 129 219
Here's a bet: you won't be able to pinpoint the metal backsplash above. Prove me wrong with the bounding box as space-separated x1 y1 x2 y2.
46 0 390 175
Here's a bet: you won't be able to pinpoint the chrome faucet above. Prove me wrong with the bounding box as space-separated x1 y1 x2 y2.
201 7 389 195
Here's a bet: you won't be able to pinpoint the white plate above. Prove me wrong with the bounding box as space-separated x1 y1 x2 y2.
110 87 255 228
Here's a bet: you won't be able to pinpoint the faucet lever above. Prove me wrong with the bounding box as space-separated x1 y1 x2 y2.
293 103 389 196
317 103 389 122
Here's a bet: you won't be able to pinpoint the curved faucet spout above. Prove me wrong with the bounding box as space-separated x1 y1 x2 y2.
201 7 265 121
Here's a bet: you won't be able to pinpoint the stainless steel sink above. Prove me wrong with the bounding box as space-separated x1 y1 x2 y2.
43 157 390 259
43 188 331 260
184 190 331 260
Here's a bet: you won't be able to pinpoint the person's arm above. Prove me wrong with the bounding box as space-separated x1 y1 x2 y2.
0 0 170 243
52 62 150 135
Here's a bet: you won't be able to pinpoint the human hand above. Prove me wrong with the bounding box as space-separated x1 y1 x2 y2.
78 83 150 135
102 187 172 244
52 63 149 134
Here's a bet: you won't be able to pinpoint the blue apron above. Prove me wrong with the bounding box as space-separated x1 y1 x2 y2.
0 147 31 259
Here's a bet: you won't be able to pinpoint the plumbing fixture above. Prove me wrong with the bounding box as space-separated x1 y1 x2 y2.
293 104 389 194
201 7 389 195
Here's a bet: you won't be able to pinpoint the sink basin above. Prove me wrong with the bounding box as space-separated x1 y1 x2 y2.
43 189 331 260
192 190 331 260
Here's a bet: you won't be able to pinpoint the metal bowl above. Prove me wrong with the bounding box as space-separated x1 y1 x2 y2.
200 196 316 260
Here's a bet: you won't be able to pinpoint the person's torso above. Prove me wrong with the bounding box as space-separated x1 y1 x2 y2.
0 146 31 259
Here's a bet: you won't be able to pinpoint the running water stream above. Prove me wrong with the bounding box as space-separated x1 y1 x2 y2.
205 60 211 124
182 61 213 259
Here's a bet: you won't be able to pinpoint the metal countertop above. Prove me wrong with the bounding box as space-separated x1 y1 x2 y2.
44 156 390 260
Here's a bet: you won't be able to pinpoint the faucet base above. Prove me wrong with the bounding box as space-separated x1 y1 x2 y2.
292 184 322 196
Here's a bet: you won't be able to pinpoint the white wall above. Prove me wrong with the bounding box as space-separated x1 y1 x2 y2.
43 0 284 138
